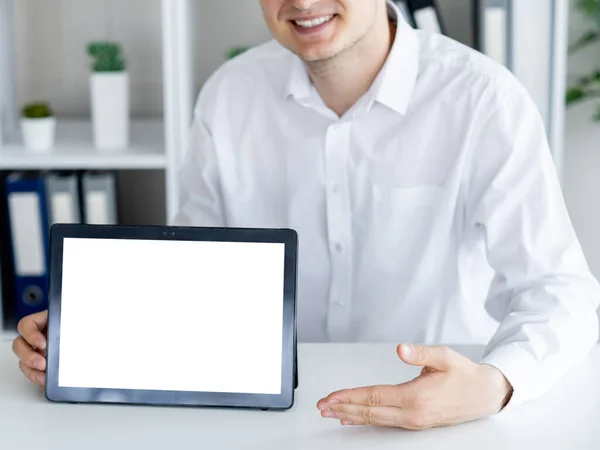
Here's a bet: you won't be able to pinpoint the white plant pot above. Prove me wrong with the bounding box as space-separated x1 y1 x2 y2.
90 72 129 150
21 117 56 152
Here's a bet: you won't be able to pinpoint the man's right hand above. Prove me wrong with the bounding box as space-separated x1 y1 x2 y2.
12 310 48 386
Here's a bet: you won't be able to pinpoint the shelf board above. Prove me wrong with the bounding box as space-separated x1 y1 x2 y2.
1 329 17 343
0 118 167 170
1 316 17 342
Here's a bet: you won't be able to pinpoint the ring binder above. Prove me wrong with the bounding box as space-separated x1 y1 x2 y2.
4 173 51 321
406 0 445 34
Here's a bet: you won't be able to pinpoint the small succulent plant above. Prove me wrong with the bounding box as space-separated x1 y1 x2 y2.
87 41 126 72
22 102 54 119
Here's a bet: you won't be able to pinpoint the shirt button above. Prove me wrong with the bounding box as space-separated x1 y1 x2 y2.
335 243 344 253
336 300 345 307
332 184 340 194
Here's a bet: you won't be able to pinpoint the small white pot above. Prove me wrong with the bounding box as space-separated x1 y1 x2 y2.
21 117 56 152
90 72 129 150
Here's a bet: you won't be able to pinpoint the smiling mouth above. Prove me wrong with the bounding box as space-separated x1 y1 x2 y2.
292 14 336 29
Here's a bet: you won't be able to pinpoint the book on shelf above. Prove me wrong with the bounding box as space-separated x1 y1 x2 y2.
406 0 445 34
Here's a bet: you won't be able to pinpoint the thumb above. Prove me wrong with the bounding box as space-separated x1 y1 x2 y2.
397 344 456 371
17 310 48 351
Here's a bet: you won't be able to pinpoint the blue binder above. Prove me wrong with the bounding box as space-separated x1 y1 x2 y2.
5 173 51 321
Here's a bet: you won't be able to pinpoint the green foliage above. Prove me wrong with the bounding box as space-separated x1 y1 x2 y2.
568 0 600 121
576 0 600 26
87 42 126 72
22 102 53 119
226 46 250 60
567 87 586 104
569 30 600 54
566 71 600 102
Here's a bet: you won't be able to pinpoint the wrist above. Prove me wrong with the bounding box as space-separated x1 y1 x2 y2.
480 363 514 413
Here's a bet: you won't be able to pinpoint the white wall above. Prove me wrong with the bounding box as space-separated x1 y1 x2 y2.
13 0 271 117
13 0 163 117
192 0 271 95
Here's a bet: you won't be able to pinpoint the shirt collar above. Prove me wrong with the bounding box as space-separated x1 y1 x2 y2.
284 52 313 104
283 0 420 116
374 0 420 115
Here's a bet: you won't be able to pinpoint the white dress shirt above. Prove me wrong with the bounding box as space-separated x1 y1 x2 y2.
173 1 600 407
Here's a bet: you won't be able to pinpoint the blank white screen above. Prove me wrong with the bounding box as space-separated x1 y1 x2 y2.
58 237 285 395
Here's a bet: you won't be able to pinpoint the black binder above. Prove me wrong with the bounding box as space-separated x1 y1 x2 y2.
406 0 446 34
392 0 416 27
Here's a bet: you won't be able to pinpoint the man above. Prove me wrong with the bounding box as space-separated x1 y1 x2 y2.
12 0 600 430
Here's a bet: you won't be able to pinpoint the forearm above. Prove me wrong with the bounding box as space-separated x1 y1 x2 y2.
481 279 599 408
465 88 600 408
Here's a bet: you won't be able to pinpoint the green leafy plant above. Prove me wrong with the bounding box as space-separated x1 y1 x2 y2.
87 42 126 72
21 102 54 119
567 0 600 121
226 46 250 60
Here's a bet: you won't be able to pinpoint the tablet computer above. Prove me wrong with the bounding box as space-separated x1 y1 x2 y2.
45 224 298 410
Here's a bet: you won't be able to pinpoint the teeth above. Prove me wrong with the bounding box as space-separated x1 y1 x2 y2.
294 15 334 28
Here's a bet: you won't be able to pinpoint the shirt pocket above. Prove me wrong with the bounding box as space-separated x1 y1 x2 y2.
368 184 444 271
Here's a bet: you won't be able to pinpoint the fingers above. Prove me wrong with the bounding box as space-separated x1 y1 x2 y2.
13 336 47 387
321 402 433 430
19 361 46 386
12 336 46 372
321 402 407 427
397 344 460 371
14 311 49 387
17 310 48 351
318 384 415 408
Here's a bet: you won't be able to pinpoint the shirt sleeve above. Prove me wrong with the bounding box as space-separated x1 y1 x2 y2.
466 81 600 409
171 104 226 228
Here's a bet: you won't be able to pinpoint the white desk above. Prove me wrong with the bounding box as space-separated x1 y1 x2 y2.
1 343 599 450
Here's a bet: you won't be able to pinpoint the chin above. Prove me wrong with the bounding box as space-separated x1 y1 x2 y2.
297 50 335 62
293 43 342 63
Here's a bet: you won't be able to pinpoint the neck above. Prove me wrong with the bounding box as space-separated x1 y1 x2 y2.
306 13 396 117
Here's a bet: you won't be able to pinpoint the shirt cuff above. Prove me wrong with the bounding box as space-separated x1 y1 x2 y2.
479 344 543 411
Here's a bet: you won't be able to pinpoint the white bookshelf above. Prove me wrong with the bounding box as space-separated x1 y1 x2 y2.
0 119 166 170
0 0 195 341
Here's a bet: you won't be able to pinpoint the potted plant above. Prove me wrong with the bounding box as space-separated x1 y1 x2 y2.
566 0 600 121
20 102 56 152
87 41 129 150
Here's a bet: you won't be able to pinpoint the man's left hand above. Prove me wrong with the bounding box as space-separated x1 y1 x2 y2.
316 344 513 430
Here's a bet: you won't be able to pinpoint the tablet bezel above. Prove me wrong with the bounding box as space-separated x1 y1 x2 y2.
45 224 298 410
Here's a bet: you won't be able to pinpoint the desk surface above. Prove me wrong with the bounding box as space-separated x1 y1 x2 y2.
1 343 599 450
